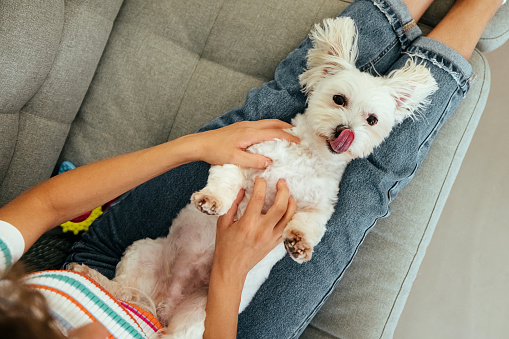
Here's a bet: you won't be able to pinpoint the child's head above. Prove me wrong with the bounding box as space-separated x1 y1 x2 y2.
0 263 108 338
0 264 66 339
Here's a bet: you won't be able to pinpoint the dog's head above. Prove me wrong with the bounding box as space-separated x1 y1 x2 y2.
299 17 438 159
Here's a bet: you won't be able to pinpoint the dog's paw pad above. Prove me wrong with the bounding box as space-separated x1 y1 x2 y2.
284 230 313 263
191 192 224 215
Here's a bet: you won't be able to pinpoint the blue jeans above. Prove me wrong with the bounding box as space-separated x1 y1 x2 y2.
65 0 474 337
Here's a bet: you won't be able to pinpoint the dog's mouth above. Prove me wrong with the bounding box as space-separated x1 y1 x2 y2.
328 125 354 154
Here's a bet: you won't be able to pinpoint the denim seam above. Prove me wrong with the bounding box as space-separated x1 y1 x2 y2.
387 89 457 200
387 178 403 202
379 76 486 337
290 210 390 339
372 0 414 50
359 38 399 73
404 48 472 97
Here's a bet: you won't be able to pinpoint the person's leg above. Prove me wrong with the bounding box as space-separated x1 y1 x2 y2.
404 0 435 22
427 0 503 60
64 0 423 279
236 2 503 338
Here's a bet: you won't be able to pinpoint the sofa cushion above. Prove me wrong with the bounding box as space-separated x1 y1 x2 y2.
59 0 353 165
0 0 63 191
0 0 124 205
37 0 494 337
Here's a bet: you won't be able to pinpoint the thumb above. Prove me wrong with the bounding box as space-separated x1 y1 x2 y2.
236 152 272 169
218 189 245 228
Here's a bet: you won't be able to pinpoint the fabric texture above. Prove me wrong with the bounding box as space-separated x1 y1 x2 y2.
0 0 124 206
0 220 25 271
62 0 491 338
0 233 162 339
0 0 506 337
24 270 162 339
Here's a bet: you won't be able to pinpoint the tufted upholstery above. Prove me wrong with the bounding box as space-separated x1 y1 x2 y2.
1 0 507 337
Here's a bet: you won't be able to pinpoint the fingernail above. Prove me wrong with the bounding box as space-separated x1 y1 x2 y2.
264 159 272 168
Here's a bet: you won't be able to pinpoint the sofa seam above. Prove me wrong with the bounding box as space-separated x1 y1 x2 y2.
164 0 228 141
290 209 390 338
479 28 509 42
1 2 66 189
378 49 489 338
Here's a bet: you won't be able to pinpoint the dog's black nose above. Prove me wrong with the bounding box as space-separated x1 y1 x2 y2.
334 125 348 138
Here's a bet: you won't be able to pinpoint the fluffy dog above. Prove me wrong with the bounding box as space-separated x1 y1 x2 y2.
70 17 437 338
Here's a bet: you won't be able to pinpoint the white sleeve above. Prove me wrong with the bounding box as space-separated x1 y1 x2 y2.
0 220 26 275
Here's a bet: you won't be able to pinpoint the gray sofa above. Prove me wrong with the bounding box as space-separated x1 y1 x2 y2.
1 0 507 338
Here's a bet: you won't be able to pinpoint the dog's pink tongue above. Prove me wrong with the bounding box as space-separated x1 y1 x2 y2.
329 129 354 154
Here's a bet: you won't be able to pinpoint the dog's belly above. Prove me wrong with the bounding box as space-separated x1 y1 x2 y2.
154 205 217 323
244 140 341 213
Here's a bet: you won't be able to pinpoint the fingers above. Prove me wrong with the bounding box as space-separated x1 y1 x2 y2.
218 189 245 229
249 119 300 144
198 119 300 169
239 123 300 146
233 153 272 170
236 120 300 149
274 195 296 237
251 128 301 146
218 178 295 240
244 178 267 217
244 119 293 130
266 179 295 233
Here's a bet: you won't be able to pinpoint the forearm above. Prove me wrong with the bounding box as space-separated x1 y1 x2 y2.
204 262 246 339
0 134 198 252
0 120 296 254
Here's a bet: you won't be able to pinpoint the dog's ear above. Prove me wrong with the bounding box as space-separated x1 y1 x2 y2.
299 17 358 95
385 59 438 123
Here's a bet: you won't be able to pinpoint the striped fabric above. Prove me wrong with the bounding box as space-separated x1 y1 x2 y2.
0 227 162 339
24 271 163 338
0 220 24 275
0 237 12 271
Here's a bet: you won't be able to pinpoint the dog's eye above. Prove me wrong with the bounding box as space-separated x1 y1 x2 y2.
333 94 346 106
367 114 378 126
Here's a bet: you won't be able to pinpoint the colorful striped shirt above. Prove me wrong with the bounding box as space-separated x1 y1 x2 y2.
0 221 162 338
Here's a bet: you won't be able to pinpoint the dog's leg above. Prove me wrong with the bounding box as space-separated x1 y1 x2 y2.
191 164 245 215
160 289 208 339
283 207 333 263
111 237 168 312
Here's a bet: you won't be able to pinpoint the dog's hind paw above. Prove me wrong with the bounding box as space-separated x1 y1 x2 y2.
284 230 313 263
191 190 228 215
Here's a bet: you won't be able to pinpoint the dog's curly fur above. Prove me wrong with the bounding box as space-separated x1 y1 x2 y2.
70 17 437 338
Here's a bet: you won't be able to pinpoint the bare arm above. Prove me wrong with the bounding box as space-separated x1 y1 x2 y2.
0 120 299 253
204 178 296 339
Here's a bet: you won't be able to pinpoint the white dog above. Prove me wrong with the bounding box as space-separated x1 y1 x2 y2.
71 17 437 338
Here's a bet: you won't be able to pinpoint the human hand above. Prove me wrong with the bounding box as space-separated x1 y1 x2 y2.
190 120 300 169
212 178 297 280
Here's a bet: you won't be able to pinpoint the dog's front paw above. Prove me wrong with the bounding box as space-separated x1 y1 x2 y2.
191 190 228 215
283 229 313 263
